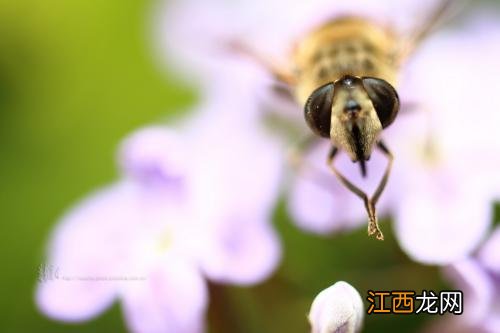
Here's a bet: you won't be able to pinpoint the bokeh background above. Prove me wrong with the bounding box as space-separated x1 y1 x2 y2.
0 0 498 332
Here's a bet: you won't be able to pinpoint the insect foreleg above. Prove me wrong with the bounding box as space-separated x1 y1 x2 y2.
226 40 297 86
327 146 385 240
372 141 394 205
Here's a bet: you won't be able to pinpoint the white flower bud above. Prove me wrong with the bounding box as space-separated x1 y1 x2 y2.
308 281 364 333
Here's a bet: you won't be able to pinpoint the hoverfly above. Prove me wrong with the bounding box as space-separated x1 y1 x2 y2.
231 1 455 240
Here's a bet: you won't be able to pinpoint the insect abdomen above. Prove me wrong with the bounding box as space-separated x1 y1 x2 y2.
293 17 399 104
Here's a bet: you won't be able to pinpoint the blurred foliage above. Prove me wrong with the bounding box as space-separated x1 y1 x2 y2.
0 0 499 332
0 0 192 332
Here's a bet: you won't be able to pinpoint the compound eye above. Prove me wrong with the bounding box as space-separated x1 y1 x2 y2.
304 83 335 138
362 77 400 128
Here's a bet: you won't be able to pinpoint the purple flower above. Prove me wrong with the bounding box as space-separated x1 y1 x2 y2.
386 21 500 264
424 227 500 333
36 101 283 332
160 0 500 264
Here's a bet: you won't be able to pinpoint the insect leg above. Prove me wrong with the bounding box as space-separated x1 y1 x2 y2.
397 0 461 63
226 40 297 86
287 135 320 171
327 146 384 240
372 141 394 206
271 82 296 104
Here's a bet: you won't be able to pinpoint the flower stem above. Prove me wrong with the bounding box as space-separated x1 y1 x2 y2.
207 282 242 333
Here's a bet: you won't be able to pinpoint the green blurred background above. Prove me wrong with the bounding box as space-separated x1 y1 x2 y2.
0 0 498 332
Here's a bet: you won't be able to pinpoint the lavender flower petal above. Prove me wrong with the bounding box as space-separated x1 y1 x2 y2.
394 165 492 264
197 213 281 285
402 18 500 199
36 184 140 321
444 259 495 326
119 127 187 188
478 227 500 275
121 254 208 333
184 96 285 217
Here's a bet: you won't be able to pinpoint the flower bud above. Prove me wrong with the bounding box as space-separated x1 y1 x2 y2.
308 281 364 333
